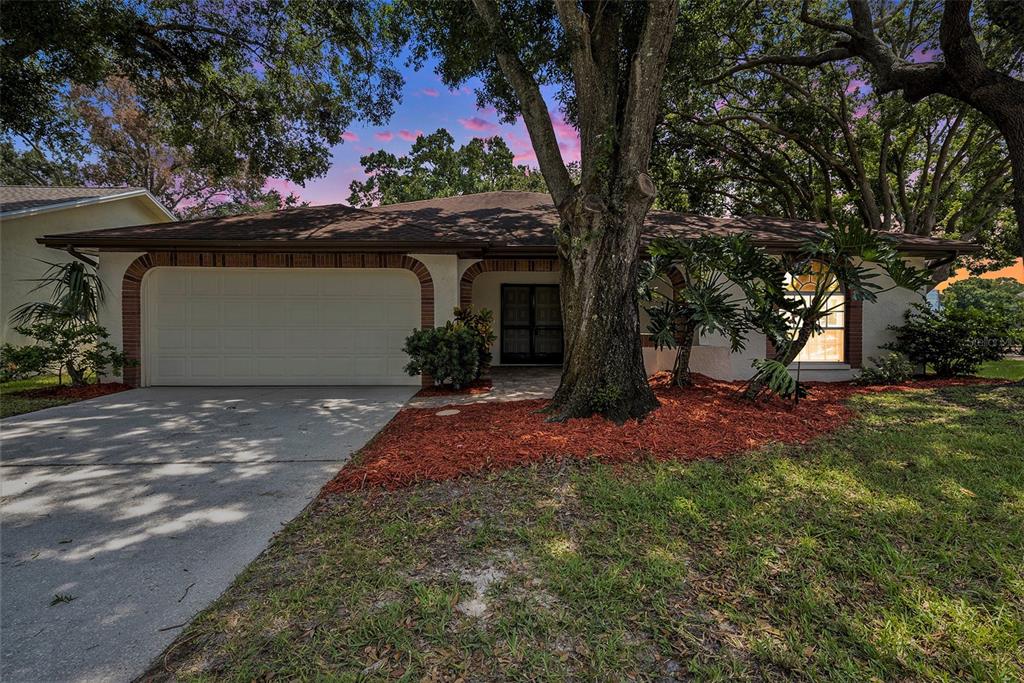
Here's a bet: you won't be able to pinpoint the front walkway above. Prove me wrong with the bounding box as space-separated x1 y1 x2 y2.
407 366 561 409
0 385 415 682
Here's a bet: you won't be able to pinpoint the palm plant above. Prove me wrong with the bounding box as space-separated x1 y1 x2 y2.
10 260 105 327
744 221 932 401
642 234 791 387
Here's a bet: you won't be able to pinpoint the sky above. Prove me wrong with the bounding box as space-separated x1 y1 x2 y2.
266 58 580 206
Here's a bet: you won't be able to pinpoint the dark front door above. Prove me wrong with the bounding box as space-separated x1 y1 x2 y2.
500 284 564 364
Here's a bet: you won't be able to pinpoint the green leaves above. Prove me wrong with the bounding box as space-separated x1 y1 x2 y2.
10 260 105 328
746 358 807 403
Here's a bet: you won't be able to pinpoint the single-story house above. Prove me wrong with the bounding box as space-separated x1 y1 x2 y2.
36 191 977 387
1 185 175 344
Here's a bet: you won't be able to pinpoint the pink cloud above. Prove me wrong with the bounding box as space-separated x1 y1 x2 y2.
421 87 440 97
374 131 393 142
341 131 359 142
549 112 577 140
458 116 496 132
398 129 424 141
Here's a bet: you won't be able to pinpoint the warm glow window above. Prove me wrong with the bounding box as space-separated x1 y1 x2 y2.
789 264 845 363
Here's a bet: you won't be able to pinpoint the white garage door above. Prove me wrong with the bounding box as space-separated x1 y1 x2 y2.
145 268 421 385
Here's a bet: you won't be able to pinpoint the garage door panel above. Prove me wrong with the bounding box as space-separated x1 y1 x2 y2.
146 268 421 385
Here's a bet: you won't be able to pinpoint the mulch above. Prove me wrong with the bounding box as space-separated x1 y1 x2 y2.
323 374 1007 494
14 382 132 400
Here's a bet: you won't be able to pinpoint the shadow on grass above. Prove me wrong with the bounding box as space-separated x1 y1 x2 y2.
145 385 1023 681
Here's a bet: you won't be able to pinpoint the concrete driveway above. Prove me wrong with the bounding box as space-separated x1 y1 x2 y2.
0 386 415 683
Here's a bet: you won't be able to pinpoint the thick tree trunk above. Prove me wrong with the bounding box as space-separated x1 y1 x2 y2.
548 204 659 423
1004 124 1024 262
66 360 87 386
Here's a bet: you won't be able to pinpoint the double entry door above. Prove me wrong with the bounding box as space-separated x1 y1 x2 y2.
500 284 564 364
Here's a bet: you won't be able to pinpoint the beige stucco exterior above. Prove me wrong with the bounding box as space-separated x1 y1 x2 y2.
1 196 171 344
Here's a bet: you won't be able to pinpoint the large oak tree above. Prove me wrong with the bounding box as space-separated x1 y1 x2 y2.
720 0 1024 260
399 0 679 421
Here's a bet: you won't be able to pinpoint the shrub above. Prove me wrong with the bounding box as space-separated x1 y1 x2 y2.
854 352 914 385
942 277 1024 352
403 322 480 388
452 307 495 378
14 318 130 385
0 343 52 382
885 304 1014 377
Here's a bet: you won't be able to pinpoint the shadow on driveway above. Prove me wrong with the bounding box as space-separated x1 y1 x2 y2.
0 385 415 682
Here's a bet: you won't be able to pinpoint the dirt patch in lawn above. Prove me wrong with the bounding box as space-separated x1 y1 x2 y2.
14 382 132 401
324 374 1005 493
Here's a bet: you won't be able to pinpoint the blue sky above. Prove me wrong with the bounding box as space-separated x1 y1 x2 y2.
268 58 580 206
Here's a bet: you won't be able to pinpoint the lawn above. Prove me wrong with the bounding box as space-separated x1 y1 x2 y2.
0 375 129 418
147 384 1024 681
976 358 1024 381
1 375 68 418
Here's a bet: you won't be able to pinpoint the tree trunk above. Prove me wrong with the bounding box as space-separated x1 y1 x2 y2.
548 204 659 423
672 321 698 387
1004 123 1024 262
66 360 87 386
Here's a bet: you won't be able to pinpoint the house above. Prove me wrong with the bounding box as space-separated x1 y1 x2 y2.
1 186 175 344
35 191 977 387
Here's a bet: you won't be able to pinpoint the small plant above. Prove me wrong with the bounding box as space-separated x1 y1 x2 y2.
744 358 807 403
854 353 914 385
50 593 77 606
0 343 52 382
403 322 480 388
885 304 1014 376
452 307 495 378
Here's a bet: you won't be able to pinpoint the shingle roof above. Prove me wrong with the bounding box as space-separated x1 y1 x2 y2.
37 190 979 256
0 185 150 213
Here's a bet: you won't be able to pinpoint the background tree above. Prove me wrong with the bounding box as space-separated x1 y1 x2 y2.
347 128 547 206
1 0 403 183
656 0 1017 271
399 0 679 421
717 0 1024 261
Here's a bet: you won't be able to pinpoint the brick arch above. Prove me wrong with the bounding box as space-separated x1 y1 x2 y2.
121 251 434 386
459 258 560 308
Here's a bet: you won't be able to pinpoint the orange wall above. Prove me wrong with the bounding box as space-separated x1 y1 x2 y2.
935 258 1024 292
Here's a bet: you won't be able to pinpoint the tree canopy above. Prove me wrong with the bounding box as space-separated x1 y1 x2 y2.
347 128 547 207
1 0 403 183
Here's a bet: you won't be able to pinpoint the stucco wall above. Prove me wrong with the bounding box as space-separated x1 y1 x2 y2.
1 198 168 344
860 258 929 367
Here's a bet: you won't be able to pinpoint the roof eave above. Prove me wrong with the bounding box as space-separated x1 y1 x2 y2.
1 189 176 222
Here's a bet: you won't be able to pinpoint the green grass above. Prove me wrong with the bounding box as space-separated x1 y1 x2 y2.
976 359 1024 381
147 385 1024 681
0 375 71 418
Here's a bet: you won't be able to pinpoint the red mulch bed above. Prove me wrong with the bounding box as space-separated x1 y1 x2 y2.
16 383 132 400
322 374 1006 494
415 377 493 398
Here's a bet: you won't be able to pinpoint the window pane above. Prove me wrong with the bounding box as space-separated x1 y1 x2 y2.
794 329 844 363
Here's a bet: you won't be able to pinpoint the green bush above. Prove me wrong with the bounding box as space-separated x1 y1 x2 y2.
0 343 52 382
403 322 480 388
14 318 130 385
885 304 1014 377
452 307 495 378
854 352 914 385
942 277 1024 352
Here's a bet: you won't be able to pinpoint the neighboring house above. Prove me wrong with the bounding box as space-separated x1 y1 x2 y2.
36 191 977 387
1 186 175 344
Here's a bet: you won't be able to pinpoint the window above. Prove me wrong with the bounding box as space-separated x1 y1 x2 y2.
788 263 845 363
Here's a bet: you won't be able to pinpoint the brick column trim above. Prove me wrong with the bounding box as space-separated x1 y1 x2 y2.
458 257 560 308
845 293 863 368
121 251 434 387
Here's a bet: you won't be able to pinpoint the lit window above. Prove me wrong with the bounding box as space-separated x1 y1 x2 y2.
788 263 845 363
